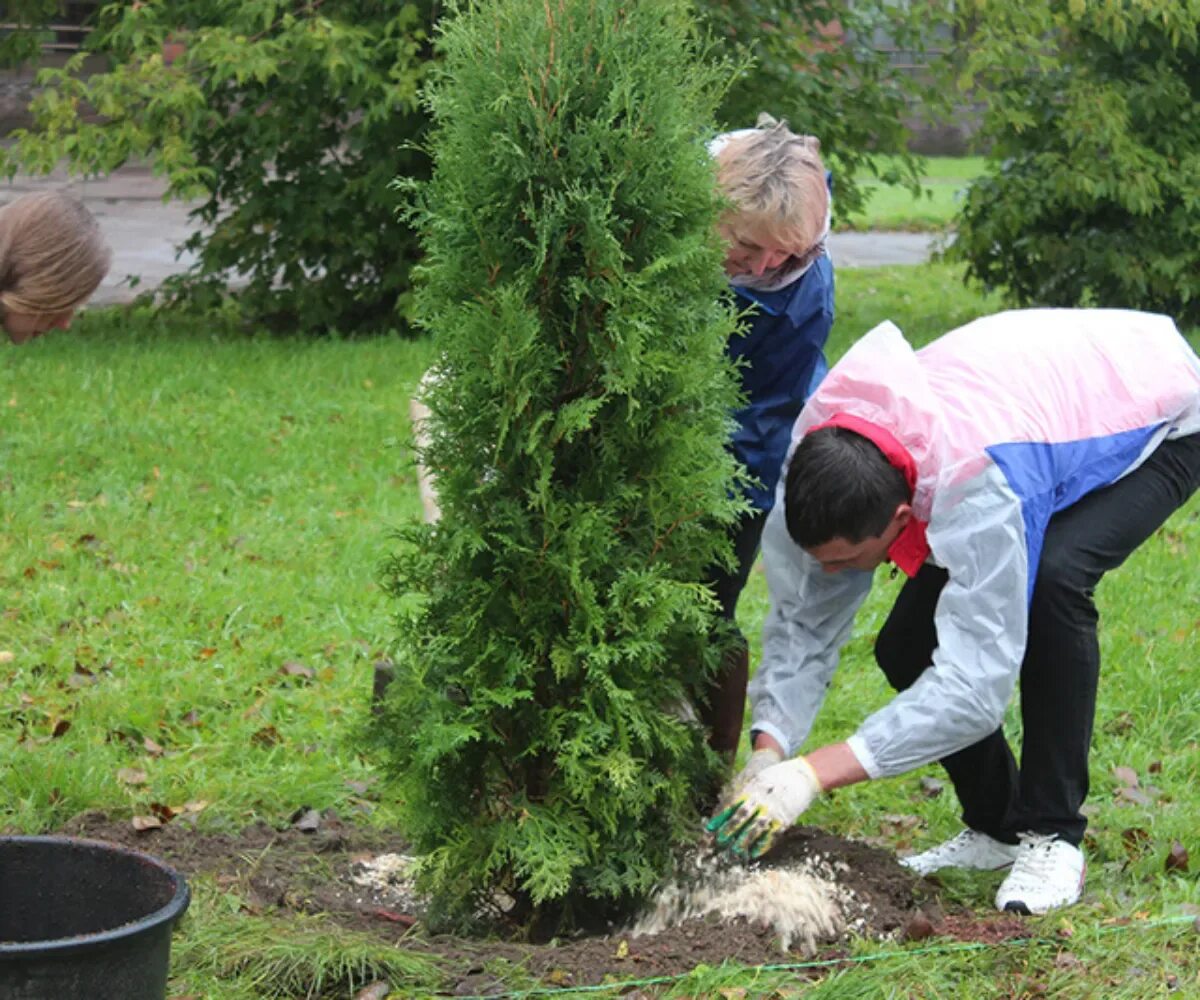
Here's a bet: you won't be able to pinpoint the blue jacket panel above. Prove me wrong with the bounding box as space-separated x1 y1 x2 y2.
728 254 834 510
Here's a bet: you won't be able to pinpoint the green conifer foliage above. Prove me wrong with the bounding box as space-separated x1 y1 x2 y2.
378 0 745 932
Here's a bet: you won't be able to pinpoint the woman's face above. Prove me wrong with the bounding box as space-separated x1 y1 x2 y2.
718 222 793 280
4 308 76 345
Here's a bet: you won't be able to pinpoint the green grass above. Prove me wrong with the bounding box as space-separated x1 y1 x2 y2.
2 267 1197 998
0 310 435 834
837 156 987 233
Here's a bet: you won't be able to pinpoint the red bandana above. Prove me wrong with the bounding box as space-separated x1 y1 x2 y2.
807 413 930 577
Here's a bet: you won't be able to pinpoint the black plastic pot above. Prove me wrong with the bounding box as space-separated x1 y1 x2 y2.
0 836 191 1000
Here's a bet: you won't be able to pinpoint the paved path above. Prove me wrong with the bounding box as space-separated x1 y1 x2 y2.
2 166 940 305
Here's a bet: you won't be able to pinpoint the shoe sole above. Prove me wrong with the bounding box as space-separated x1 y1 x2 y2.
999 864 1086 915
903 858 1016 876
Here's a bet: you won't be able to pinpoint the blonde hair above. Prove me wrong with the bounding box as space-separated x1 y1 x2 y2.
716 114 828 256
0 191 111 319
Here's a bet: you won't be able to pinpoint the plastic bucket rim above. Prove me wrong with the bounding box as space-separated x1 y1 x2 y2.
0 835 191 959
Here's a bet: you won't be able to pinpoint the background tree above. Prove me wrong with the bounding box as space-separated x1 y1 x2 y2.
1 0 437 333
375 0 745 933
2 1 949 332
698 0 951 217
953 1 1200 324
0 1 63 68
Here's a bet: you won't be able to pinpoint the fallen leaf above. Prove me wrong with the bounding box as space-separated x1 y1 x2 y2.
251 724 281 747
144 738 165 756
0 651 14 664
1054 952 1083 971
180 800 209 815
1165 841 1189 874
149 803 178 823
50 719 71 739
903 913 935 941
880 813 923 836
132 815 162 832
280 661 315 680
1148 760 1163 774
919 777 944 798
354 984 391 1000
370 908 416 927
1121 828 1151 858
117 768 149 785
180 709 202 728
543 970 572 987
614 939 629 959
291 807 322 832
1116 786 1153 806
1112 765 1139 788
196 647 217 660
67 667 97 689
1104 711 1134 736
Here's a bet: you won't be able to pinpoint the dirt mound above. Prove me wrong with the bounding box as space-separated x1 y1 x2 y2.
51 811 1022 992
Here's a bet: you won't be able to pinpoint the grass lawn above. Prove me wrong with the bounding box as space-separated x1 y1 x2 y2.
837 156 987 233
2 265 1197 997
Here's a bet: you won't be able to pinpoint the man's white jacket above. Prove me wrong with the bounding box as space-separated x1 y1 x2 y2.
750 309 1200 778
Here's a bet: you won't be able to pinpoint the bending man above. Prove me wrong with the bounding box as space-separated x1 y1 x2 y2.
707 308 1200 914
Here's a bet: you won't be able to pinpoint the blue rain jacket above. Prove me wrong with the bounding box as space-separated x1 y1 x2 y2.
728 254 834 511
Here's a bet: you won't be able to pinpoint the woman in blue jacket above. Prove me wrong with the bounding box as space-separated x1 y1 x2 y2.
700 116 835 755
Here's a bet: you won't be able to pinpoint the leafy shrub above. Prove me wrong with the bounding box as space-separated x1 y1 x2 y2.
953 1 1200 324
698 0 949 217
0 1 66 67
1 0 436 333
3 1 949 332
376 0 745 933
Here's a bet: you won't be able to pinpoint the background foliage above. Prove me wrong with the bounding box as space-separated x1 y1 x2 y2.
1 0 950 331
0 0 63 67
1 0 437 333
374 0 747 932
953 0 1200 324
699 0 950 218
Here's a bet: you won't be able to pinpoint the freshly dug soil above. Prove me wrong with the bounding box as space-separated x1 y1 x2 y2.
53 811 1029 994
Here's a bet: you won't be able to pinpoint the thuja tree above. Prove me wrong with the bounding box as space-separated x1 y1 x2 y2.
1 0 435 333
953 1 1200 324
376 0 744 932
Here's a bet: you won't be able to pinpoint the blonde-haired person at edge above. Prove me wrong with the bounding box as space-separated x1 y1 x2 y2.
0 191 111 345
696 115 835 774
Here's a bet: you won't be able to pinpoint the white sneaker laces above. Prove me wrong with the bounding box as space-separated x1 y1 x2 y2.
928 829 982 861
1009 833 1063 884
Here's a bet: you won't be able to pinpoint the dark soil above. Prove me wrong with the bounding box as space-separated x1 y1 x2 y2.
54 811 1030 995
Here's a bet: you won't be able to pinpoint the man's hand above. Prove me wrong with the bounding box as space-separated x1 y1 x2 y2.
705 755 822 859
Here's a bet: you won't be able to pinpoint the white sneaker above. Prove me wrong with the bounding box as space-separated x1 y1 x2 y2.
900 829 1020 877
995 833 1086 914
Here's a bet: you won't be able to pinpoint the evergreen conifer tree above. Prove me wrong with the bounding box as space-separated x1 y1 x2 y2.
378 0 745 932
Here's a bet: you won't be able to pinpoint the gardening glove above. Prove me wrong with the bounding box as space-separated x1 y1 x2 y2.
725 747 783 799
705 755 822 860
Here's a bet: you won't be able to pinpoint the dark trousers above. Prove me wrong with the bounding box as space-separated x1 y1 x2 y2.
699 508 768 754
874 434 1200 846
